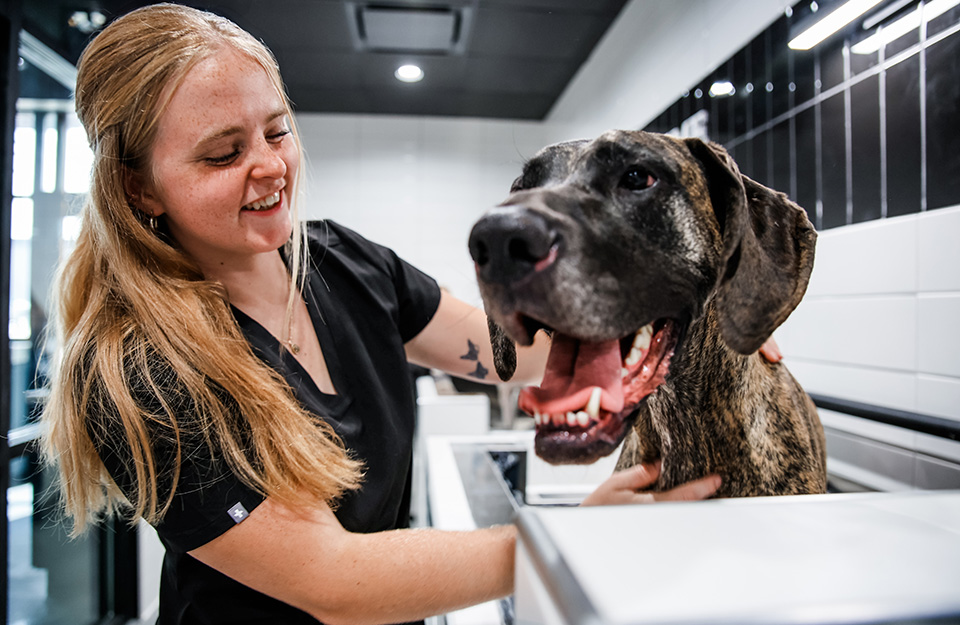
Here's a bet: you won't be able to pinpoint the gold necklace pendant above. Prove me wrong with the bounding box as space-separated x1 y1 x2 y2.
287 339 301 355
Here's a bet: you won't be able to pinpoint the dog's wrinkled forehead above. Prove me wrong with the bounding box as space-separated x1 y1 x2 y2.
511 139 590 192
512 131 698 193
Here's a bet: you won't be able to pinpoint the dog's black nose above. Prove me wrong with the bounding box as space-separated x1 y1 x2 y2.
469 207 558 285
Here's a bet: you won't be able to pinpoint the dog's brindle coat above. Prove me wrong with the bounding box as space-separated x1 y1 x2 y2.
468 130 827 497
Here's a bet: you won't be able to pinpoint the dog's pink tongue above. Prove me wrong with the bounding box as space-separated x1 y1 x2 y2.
520 334 624 415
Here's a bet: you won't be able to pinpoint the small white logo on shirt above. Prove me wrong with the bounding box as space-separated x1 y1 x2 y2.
227 502 249 524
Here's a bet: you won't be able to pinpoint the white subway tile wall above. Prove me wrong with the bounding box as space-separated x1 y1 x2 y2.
779 205 960 423
296 114 556 308
918 208 960 291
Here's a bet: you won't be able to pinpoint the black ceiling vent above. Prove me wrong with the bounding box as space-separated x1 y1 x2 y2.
346 3 474 54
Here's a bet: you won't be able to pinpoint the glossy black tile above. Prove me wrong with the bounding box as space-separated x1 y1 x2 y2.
795 106 819 228
820 37 846 92
886 55 922 217
929 4 960 38
821 94 848 229
851 74 882 223
750 35 771 129
772 120 792 197
793 48 817 106
926 33 960 210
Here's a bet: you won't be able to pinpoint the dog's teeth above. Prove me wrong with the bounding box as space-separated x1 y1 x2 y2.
566 412 578 427
625 323 654 365
552 413 565 427
621 367 629 378
633 324 653 351
576 411 590 427
586 387 602 420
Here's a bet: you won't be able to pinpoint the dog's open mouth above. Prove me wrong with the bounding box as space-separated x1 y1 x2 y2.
518 318 679 464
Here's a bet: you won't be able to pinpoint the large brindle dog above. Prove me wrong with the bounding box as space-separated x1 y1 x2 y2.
468 130 827 497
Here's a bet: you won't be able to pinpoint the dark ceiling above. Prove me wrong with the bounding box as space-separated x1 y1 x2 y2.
22 0 629 120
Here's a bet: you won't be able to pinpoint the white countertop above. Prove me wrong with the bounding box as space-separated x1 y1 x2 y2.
515 490 960 625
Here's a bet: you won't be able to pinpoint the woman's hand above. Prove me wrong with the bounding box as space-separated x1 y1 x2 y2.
580 461 721 506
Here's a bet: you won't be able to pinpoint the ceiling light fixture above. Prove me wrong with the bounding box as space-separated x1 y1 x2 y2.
788 0 885 50
395 64 424 83
852 0 960 54
709 80 736 97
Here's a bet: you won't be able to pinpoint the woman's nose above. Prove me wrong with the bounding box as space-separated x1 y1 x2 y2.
250 139 287 179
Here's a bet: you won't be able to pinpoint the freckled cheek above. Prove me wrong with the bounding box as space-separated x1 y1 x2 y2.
282 142 301 180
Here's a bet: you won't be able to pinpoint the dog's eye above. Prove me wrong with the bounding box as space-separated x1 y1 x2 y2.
620 168 657 191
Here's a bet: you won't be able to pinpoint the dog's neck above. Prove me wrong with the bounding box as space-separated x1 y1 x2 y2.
617 302 766 487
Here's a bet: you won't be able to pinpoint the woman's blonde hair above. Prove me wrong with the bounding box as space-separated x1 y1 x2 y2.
41 3 362 535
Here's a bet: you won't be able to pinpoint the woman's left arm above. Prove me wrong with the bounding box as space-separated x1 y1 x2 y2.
404 290 548 385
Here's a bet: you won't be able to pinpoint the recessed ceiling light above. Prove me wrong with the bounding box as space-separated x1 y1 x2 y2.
709 80 736 97
395 64 424 83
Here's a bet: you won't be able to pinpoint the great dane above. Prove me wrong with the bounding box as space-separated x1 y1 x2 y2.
468 130 826 497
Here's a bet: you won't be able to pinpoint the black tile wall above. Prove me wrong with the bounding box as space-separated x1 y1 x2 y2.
772 120 793 196
886 54 923 218
795 106 819 225
821 93 848 229
643 0 960 230
851 74 882 223
820 37 846 92
925 32 960 211
930 4 960 36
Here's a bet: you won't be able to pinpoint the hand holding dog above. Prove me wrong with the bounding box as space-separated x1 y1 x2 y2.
580 461 721 506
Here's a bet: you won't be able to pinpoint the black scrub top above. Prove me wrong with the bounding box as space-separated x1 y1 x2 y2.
92 220 441 624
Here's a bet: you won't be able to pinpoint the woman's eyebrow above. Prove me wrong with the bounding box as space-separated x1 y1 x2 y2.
194 108 288 150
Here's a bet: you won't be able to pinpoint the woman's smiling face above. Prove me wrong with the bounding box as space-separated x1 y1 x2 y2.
138 46 300 273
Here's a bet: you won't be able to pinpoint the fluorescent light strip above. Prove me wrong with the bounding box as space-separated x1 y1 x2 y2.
852 0 960 53
788 0 886 49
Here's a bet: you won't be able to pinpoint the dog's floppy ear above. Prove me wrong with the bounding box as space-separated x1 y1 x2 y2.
487 316 518 381
685 138 817 354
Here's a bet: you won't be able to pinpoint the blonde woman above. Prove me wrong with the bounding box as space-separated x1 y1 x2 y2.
41 4 722 624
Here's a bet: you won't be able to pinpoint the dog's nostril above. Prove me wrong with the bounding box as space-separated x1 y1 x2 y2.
508 237 541 263
472 241 490 266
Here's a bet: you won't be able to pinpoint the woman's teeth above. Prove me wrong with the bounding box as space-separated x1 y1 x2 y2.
244 191 281 211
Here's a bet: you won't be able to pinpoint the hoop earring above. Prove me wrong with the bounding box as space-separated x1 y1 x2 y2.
148 215 158 232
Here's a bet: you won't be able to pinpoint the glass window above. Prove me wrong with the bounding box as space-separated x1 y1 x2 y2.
40 113 58 194
62 115 92 195
12 113 36 198
6 30 118 625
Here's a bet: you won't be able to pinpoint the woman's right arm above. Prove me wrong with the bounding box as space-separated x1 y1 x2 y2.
189 463 720 625
189 496 516 625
